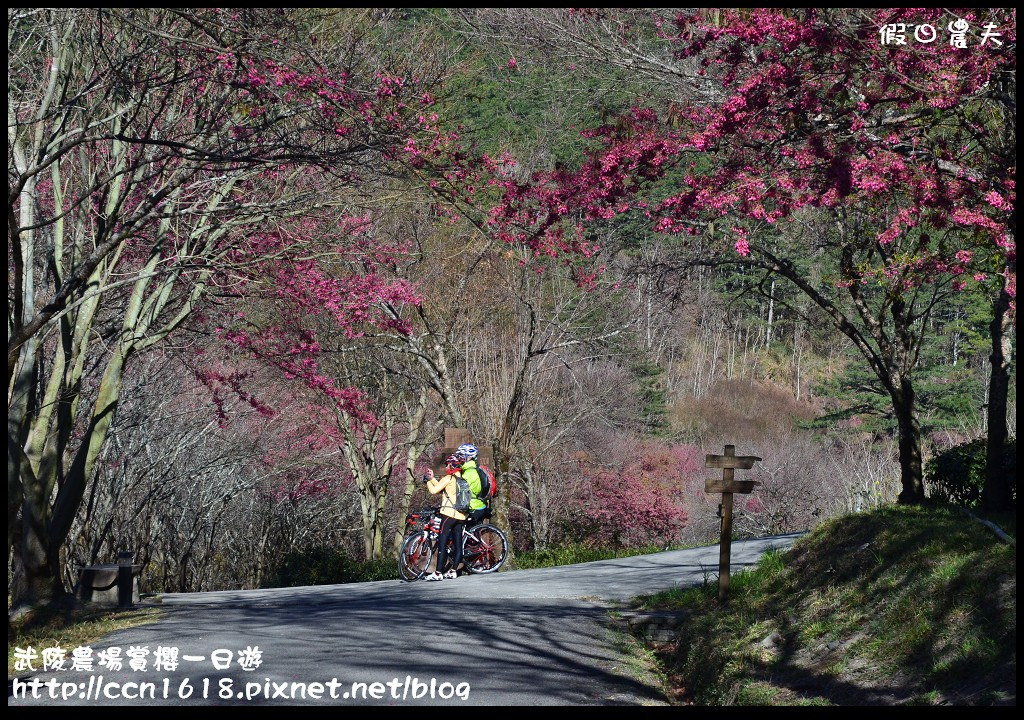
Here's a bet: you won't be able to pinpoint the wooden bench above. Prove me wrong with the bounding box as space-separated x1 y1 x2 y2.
78 552 142 607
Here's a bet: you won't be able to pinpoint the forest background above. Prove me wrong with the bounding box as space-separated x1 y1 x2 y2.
8 8 1015 606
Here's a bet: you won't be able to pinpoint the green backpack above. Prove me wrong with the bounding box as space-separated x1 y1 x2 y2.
453 476 473 514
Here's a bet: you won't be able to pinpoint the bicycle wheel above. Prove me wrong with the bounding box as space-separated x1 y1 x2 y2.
462 524 508 574
399 532 433 581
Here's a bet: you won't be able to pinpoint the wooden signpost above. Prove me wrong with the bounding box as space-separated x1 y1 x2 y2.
435 427 491 473
705 444 761 602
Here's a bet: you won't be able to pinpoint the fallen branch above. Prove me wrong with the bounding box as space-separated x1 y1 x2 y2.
960 508 1016 546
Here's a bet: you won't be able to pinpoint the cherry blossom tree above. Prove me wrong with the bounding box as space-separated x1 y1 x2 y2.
486 8 1015 507
7 8 450 608
571 440 695 548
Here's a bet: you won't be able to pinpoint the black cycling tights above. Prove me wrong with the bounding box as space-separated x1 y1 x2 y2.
435 516 465 574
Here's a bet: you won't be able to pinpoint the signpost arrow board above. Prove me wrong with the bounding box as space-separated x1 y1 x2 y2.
704 444 762 603
704 455 761 470
704 479 761 494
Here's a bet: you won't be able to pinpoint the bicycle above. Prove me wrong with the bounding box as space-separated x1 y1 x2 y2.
398 507 508 581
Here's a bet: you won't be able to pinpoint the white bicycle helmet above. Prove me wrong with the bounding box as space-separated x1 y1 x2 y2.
455 443 479 461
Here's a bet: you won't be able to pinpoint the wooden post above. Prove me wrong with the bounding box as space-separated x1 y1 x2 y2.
718 446 735 602
705 444 761 603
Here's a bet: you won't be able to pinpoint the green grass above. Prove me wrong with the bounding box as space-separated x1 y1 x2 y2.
516 542 696 570
9 605 162 675
263 547 399 587
628 505 1016 705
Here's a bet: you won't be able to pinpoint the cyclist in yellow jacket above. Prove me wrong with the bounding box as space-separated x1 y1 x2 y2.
423 455 467 580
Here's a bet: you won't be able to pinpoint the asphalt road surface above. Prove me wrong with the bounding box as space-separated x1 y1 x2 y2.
9 534 801 706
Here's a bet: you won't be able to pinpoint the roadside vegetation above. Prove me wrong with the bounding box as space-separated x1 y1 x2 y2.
8 605 162 676
516 543 693 570
262 548 398 587
629 505 1016 705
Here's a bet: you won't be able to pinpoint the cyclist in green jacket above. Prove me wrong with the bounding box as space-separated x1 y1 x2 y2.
456 444 489 524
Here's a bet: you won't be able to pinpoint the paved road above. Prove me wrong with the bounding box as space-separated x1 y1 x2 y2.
9 534 801 706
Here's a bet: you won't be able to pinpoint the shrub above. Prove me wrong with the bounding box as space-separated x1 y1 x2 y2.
925 437 1016 509
573 440 696 548
264 546 396 587
516 542 671 569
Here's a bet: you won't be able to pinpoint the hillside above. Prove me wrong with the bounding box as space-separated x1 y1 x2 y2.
630 506 1016 705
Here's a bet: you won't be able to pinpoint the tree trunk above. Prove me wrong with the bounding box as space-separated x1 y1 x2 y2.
892 379 926 505
10 502 66 608
10 333 131 609
983 56 1016 514
357 483 387 561
983 285 1014 513
492 439 517 570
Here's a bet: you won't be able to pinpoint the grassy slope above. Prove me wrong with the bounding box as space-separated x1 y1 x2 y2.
631 506 1016 705
9 605 162 676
